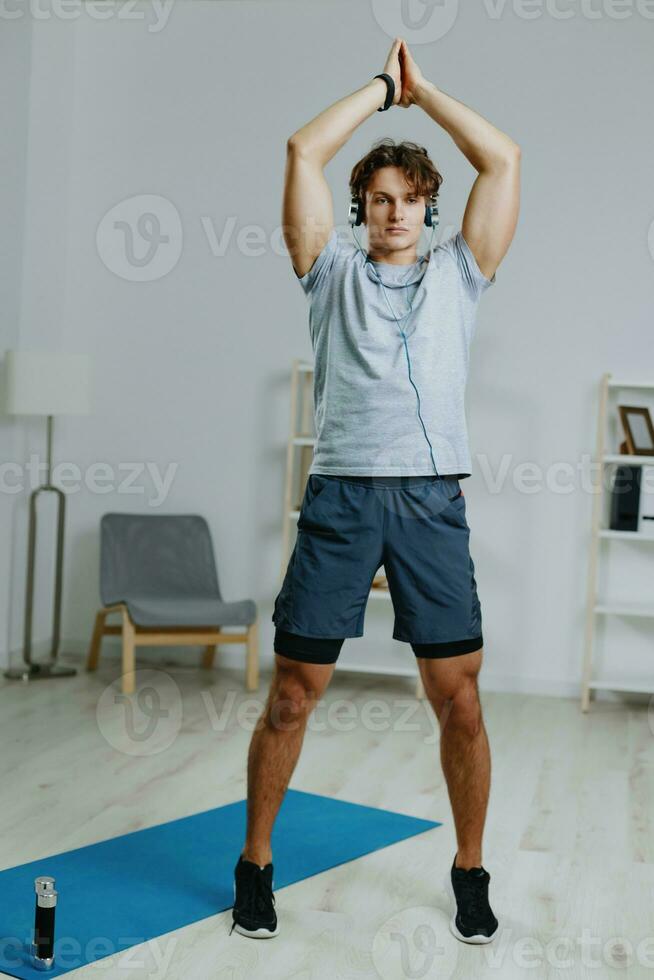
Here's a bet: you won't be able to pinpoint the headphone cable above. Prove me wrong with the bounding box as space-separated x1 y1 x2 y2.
351 225 440 478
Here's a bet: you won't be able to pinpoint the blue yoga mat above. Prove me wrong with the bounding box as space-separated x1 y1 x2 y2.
0 789 440 978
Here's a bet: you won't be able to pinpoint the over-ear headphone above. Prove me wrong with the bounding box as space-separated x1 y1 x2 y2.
348 194 439 228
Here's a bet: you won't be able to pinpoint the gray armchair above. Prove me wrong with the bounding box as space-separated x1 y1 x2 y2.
86 513 258 693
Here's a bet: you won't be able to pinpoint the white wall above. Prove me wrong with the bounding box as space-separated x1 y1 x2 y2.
0 15 33 667
4 1 654 697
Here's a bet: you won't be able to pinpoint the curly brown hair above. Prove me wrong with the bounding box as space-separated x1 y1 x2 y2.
349 138 443 223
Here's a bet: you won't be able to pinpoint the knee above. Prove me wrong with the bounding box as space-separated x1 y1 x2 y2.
267 667 319 731
437 682 483 738
452 698 482 739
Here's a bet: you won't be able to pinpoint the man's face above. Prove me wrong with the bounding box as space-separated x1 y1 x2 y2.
363 166 425 259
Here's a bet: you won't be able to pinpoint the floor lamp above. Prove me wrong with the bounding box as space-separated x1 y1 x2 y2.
4 350 91 682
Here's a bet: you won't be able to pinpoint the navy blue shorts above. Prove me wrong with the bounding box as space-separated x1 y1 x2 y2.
272 474 483 665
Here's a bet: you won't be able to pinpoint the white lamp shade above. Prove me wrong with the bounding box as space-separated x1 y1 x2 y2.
4 350 91 416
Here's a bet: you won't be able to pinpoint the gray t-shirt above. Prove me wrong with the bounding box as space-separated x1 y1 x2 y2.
295 227 495 477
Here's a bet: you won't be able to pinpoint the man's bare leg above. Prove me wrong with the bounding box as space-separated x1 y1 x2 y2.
417 648 490 869
241 654 336 866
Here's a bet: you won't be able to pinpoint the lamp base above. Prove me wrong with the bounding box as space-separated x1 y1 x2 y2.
4 662 77 682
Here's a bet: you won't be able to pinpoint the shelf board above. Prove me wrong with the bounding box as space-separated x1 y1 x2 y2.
598 529 654 541
602 454 654 466
606 380 654 390
588 679 653 694
594 602 654 618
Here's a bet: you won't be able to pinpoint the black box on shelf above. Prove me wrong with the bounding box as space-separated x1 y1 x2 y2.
609 465 642 531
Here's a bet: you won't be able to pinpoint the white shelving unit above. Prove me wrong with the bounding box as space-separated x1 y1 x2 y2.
580 373 654 711
280 359 425 698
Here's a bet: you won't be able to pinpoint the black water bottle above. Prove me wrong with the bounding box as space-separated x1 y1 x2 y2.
31 876 57 971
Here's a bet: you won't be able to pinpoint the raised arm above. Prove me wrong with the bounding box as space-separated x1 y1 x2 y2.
399 41 520 283
282 39 403 279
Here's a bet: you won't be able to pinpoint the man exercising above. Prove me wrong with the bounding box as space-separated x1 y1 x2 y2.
231 37 520 944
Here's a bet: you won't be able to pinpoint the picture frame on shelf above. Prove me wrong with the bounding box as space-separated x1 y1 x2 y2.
618 405 654 456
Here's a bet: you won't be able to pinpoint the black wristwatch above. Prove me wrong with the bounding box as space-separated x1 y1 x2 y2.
373 73 395 111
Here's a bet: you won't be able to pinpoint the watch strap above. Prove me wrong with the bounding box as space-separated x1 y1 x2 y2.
373 73 395 111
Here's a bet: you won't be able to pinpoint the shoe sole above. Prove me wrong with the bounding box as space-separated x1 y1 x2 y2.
448 913 496 944
443 868 497 945
231 879 279 939
231 921 279 939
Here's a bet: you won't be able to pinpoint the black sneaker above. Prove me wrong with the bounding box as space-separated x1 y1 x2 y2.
449 853 498 944
230 855 279 939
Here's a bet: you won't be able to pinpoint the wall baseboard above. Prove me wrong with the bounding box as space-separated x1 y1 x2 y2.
0 636 649 703
42 635 639 706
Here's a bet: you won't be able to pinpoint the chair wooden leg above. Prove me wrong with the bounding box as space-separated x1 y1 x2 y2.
202 644 216 669
86 610 107 672
121 607 136 694
245 620 259 691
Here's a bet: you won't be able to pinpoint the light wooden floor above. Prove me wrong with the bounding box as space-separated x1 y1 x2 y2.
1 653 653 980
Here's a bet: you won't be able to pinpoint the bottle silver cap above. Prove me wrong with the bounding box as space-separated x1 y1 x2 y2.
35 876 56 893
